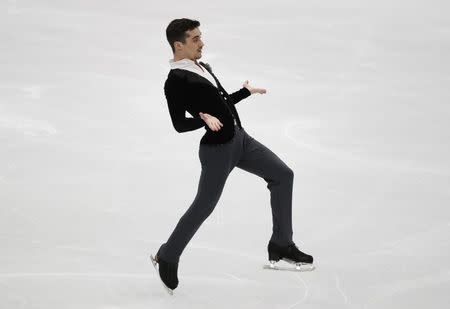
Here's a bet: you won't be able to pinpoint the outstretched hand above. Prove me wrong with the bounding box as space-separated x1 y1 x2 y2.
243 80 267 95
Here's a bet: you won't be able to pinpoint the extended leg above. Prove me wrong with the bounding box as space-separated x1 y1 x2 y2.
157 158 231 264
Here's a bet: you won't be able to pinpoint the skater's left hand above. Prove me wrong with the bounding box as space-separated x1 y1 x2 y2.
243 80 267 95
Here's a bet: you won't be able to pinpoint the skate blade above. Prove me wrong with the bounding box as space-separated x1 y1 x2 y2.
150 254 174 295
263 259 315 272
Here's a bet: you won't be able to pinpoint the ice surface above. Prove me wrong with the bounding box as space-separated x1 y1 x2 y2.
1 0 449 308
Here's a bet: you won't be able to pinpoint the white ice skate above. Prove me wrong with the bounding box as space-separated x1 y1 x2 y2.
263 258 315 272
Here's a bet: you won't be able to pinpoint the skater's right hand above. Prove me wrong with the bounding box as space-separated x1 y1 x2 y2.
199 112 223 131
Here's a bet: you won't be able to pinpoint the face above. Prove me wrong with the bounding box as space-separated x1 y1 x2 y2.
174 27 204 60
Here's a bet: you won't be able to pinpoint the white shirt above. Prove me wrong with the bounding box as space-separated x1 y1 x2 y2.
169 58 219 88
168 57 237 125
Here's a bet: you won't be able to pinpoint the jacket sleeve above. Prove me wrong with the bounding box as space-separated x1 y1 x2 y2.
164 75 205 133
229 87 251 105
201 62 251 105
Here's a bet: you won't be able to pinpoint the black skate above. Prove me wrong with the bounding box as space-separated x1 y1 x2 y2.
263 241 315 272
150 253 179 295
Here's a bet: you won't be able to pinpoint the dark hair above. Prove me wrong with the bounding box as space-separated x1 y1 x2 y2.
166 18 201 53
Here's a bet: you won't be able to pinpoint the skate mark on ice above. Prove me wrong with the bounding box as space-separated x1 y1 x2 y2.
350 222 450 258
177 290 217 307
22 85 43 99
7 0 19 14
283 274 309 309
0 111 58 137
54 245 144 261
381 221 450 249
222 272 242 282
0 272 152 279
188 243 260 262
362 270 450 309
220 272 307 290
334 272 350 305
283 120 450 176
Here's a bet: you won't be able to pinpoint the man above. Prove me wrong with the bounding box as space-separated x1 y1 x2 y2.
152 18 314 293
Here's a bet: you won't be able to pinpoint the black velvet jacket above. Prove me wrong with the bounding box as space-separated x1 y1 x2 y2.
163 61 251 145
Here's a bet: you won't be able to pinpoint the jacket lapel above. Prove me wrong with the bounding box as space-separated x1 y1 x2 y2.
199 62 226 92
189 70 217 88
171 62 227 93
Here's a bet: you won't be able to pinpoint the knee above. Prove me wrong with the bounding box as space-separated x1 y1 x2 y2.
266 166 294 189
192 194 220 218
180 200 217 225
282 166 294 181
197 202 218 221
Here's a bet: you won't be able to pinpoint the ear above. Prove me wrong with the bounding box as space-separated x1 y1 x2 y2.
174 41 183 51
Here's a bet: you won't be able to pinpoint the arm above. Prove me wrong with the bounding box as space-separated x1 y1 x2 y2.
231 80 267 104
199 62 252 106
164 75 205 133
229 87 252 105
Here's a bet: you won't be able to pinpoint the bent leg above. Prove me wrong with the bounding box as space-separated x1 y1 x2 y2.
237 132 294 246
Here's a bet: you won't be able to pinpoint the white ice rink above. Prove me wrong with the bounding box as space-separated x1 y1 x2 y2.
1 0 449 308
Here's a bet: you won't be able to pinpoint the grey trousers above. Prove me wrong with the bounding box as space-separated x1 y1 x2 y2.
157 124 295 263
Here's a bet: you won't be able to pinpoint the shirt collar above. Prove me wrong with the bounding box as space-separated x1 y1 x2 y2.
169 57 200 70
168 57 218 88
